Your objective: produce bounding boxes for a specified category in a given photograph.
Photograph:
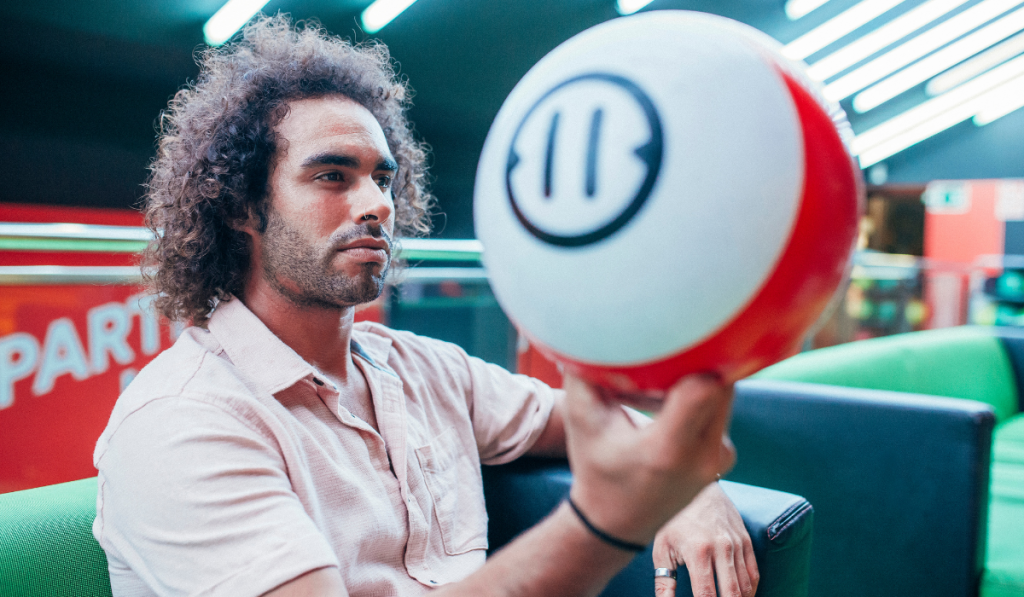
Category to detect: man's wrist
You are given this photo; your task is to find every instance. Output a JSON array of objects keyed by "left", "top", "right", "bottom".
[
  {"left": 555, "top": 502, "right": 641, "bottom": 565},
  {"left": 565, "top": 497, "right": 648, "bottom": 553}
]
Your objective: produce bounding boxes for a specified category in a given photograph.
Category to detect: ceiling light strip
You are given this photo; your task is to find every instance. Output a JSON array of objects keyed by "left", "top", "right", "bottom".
[
  {"left": 807, "top": 0, "right": 971, "bottom": 82},
  {"left": 203, "top": 0, "right": 271, "bottom": 46},
  {"left": 616, "top": 0, "right": 656, "bottom": 15},
  {"left": 857, "top": 72, "right": 1024, "bottom": 165},
  {"left": 927, "top": 29, "right": 1024, "bottom": 93},
  {"left": 786, "top": 0, "right": 835, "bottom": 20},
  {"left": 853, "top": 7, "right": 1024, "bottom": 111},
  {"left": 824, "top": 0, "right": 1024, "bottom": 101},
  {"left": 852, "top": 52, "right": 1024, "bottom": 153},
  {"left": 973, "top": 77, "right": 1024, "bottom": 122},
  {"left": 361, "top": 0, "right": 419, "bottom": 34},
  {"left": 783, "top": 0, "right": 908, "bottom": 61}
]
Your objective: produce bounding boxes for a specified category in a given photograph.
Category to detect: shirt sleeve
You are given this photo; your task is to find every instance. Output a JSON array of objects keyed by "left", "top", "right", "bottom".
[
  {"left": 94, "top": 396, "right": 339, "bottom": 597},
  {"left": 460, "top": 359, "right": 649, "bottom": 464},
  {"left": 449, "top": 347, "right": 559, "bottom": 466}
]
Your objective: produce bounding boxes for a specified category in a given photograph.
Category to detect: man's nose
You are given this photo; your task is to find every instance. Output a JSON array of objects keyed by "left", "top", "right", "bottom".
[{"left": 351, "top": 178, "right": 395, "bottom": 225}]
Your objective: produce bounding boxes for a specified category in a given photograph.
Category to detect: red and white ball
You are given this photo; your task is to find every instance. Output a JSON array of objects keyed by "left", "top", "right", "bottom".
[{"left": 474, "top": 11, "right": 863, "bottom": 392}]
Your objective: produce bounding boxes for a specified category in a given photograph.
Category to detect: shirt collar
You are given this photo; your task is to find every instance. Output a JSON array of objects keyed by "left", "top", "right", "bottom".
[
  {"left": 207, "top": 298, "right": 399, "bottom": 394},
  {"left": 206, "top": 298, "right": 322, "bottom": 396},
  {"left": 351, "top": 327, "right": 394, "bottom": 375}
]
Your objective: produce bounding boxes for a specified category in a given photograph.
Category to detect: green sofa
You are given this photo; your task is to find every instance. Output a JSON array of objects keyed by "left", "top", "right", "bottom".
[
  {"left": 0, "top": 478, "right": 111, "bottom": 597},
  {"left": 754, "top": 326, "right": 1024, "bottom": 597}
]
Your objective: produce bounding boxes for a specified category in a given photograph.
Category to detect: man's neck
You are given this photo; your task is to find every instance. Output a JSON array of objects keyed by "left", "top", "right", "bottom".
[{"left": 239, "top": 280, "right": 358, "bottom": 385}]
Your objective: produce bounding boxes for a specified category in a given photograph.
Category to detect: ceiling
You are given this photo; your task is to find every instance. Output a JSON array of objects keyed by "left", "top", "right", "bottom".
[{"left": 1, "top": 0, "right": 1022, "bottom": 237}]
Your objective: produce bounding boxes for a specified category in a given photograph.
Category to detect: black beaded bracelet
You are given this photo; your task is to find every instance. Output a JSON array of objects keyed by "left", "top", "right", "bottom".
[{"left": 566, "top": 497, "right": 647, "bottom": 553}]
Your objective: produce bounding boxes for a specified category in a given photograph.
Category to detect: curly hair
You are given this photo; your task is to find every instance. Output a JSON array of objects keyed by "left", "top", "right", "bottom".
[{"left": 142, "top": 15, "right": 434, "bottom": 325}]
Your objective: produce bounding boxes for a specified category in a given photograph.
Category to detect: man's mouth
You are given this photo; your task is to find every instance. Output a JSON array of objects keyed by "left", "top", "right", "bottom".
[{"left": 337, "top": 238, "right": 391, "bottom": 263}]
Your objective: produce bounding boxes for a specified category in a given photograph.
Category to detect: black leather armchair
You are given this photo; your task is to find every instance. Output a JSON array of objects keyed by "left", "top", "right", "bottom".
[
  {"left": 726, "top": 379, "right": 995, "bottom": 597},
  {"left": 483, "top": 458, "right": 815, "bottom": 597}
]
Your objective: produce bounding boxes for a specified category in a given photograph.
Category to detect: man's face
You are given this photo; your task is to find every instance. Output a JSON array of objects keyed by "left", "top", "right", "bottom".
[{"left": 256, "top": 95, "right": 398, "bottom": 309}]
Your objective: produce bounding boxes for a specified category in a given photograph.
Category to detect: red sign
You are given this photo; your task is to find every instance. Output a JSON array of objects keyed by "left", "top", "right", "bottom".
[
  {"left": 0, "top": 286, "right": 178, "bottom": 492},
  {"left": 0, "top": 203, "right": 386, "bottom": 492}
]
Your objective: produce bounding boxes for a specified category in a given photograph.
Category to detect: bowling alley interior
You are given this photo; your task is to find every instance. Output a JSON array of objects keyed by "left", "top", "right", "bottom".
[{"left": 1, "top": 1, "right": 1023, "bottom": 596}]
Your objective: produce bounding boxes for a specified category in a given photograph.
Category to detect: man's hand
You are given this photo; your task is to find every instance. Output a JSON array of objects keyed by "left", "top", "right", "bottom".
[
  {"left": 653, "top": 483, "right": 759, "bottom": 597},
  {"left": 565, "top": 373, "right": 737, "bottom": 547}
]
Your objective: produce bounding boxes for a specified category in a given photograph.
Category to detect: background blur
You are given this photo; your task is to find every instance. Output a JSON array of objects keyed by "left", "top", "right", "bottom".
[
  {"left": 4, "top": 0, "right": 1024, "bottom": 491},
  {"left": 3, "top": 0, "right": 1023, "bottom": 238}
]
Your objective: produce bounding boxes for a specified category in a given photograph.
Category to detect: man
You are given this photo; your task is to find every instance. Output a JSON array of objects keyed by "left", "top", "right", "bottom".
[{"left": 93, "top": 16, "right": 757, "bottom": 597}]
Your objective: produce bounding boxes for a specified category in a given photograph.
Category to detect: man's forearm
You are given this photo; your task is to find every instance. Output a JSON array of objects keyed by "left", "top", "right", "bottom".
[
  {"left": 434, "top": 501, "right": 635, "bottom": 597},
  {"left": 524, "top": 391, "right": 568, "bottom": 458}
]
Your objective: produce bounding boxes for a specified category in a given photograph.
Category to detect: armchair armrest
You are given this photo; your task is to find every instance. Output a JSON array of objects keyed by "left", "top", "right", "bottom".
[{"left": 483, "top": 458, "right": 814, "bottom": 597}]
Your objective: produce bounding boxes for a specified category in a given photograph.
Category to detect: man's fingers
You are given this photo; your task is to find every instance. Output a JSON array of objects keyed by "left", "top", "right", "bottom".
[
  {"left": 713, "top": 540, "right": 742, "bottom": 597},
  {"left": 665, "top": 376, "right": 733, "bottom": 442},
  {"left": 654, "top": 576, "right": 676, "bottom": 597},
  {"left": 564, "top": 374, "right": 648, "bottom": 441},
  {"left": 743, "top": 539, "right": 760, "bottom": 596},
  {"left": 733, "top": 540, "right": 754, "bottom": 597},
  {"left": 685, "top": 549, "right": 717, "bottom": 597},
  {"left": 649, "top": 375, "right": 735, "bottom": 475},
  {"left": 652, "top": 543, "right": 679, "bottom": 597},
  {"left": 657, "top": 375, "right": 723, "bottom": 434},
  {"left": 562, "top": 374, "right": 615, "bottom": 431}
]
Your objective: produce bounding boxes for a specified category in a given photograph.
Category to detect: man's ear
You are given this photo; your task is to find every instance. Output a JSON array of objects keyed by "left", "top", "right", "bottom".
[
  {"left": 230, "top": 217, "right": 258, "bottom": 239},
  {"left": 235, "top": 204, "right": 268, "bottom": 237}
]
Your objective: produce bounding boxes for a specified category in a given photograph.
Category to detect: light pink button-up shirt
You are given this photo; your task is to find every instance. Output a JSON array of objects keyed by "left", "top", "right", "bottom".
[{"left": 93, "top": 298, "right": 557, "bottom": 597}]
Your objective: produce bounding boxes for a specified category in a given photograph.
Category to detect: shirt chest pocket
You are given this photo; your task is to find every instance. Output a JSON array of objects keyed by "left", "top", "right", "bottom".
[{"left": 415, "top": 428, "right": 489, "bottom": 555}]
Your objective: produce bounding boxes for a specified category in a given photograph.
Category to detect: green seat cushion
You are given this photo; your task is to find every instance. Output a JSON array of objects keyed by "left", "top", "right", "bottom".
[
  {"left": 983, "top": 416, "right": 1024, "bottom": 597},
  {"left": 754, "top": 327, "right": 1020, "bottom": 423},
  {"left": 0, "top": 477, "right": 112, "bottom": 597}
]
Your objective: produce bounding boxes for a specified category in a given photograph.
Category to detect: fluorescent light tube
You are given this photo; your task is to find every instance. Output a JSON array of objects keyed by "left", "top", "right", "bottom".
[
  {"left": 974, "top": 76, "right": 1024, "bottom": 123},
  {"left": 824, "top": 0, "right": 1024, "bottom": 101},
  {"left": 361, "top": 0, "right": 419, "bottom": 34},
  {"left": 807, "top": 0, "right": 971, "bottom": 82},
  {"left": 927, "top": 30, "right": 1024, "bottom": 94},
  {"left": 786, "top": 0, "right": 834, "bottom": 20},
  {"left": 857, "top": 72, "right": 1024, "bottom": 165},
  {"left": 853, "top": 7, "right": 1024, "bottom": 111},
  {"left": 616, "top": 0, "right": 656, "bottom": 15},
  {"left": 783, "top": 0, "right": 908, "bottom": 61},
  {"left": 203, "top": 0, "right": 271, "bottom": 46},
  {"left": 853, "top": 53, "right": 1024, "bottom": 158}
]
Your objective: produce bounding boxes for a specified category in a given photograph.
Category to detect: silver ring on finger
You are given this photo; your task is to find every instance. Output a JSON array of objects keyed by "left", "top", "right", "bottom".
[{"left": 654, "top": 568, "right": 677, "bottom": 580}]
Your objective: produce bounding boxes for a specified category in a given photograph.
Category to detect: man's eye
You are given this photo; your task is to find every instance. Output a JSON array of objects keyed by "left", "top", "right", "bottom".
[
  {"left": 319, "top": 172, "right": 343, "bottom": 182},
  {"left": 377, "top": 176, "right": 393, "bottom": 189}
]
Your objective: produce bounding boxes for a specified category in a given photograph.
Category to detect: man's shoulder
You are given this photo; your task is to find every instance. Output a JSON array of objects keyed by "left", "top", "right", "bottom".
[
  {"left": 126, "top": 325, "right": 251, "bottom": 400},
  {"left": 95, "top": 326, "right": 262, "bottom": 460},
  {"left": 353, "top": 321, "right": 470, "bottom": 367},
  {"left": 350, "top": 322, "right": 526, "bottom": 401},
  {"left": 352, "top": 319, "right": 420, "bottom": 342}
]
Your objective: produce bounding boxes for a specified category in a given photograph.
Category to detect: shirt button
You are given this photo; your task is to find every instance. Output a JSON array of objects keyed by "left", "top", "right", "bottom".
[{"left": 312, "top": 377, "right": 324, "bottom": 386}]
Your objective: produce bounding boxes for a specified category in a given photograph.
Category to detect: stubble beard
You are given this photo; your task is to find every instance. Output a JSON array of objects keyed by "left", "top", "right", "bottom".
[{"left": 260, "top": 208, "right": 391, "bottom": 310}]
